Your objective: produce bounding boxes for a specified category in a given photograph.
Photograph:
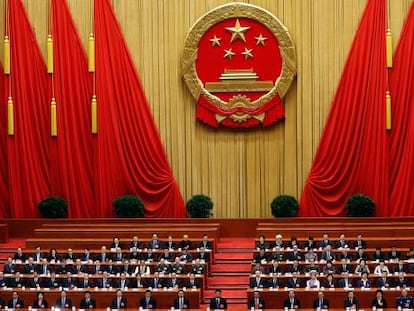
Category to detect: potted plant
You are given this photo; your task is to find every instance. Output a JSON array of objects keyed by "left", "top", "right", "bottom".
[
  {"left": 345, "top": 193, "right": 375, "bottom": 217},
  {"left": 113, "top": 194, "right": 145, "bottom": 218},
  {"left": 186, "top": 194, "right": 213, "bottom": 218},
  {"left": 38, "top": 196, "right": 68, "bottom": 218},
  {"left": 270, "top": 194, "right": 299, "bottom": 217}
]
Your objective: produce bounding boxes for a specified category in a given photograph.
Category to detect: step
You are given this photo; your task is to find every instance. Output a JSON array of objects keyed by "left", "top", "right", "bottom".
[
  {"left": 207, "top": 277, "right": 249, "bottom": 285},
  {"left": 218, "top": 247, "right": 253, "bottom": 253},
  {"left": 215, "top": 259, "right": 251, "bottom": 265},
  {"left": 217, "top": 238, "right": 254, "bottom": 249},
  {"left": 215, "top": 253, "right": 252, "bottom": 260},
  {"left": 211, "top": 264, "right": 251, "bottom": 272}
]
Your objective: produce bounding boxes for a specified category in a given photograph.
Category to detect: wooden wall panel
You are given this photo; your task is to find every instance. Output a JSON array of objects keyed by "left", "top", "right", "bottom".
[{"left": 0, "top": 0, "right": 411, "bottom": 218}]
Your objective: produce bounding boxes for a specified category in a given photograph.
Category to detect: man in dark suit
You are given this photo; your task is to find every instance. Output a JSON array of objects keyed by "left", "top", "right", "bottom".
[
  {"left": 267, "top": 275, "right": 283, "bottom": 289},
  {"left": 248, "top": 290, "right": 265, "bottom": 310},
  {"left": 394, "top": 259, "right": 408, "bottom": 273},
  {"left": 199, "top": 234, "right": 212, "bottom": 250},
  {"left": 344, "top": 291, "right": 359, "bottom": 309},
  {"left": 338, "top": 272, "right": 354, "bottom": 288},
  {"left": 32, "top": 246, "right": 44, "bottom": 263},
  {"left": 395, "top": 272, "right": 410, "bottom": 288},
  {"left": 164, "top": 235, "right": 177, "bottom": 250},
  {"left": 209, "top": 289, "right": 227, "bottom": 310},
  {"left": 0, "top": 296, "right": 4, "bottom": 309},
  {"left": 139, "top": 290, "right": 157, "bottom": 309},
  {"left": 148, "top": 233, "right": 162, "bottom": 250},
  {"left": 250, "top": 271, "right": 266, "bottom": 288},
  {"left": 61, "top": 272, "right": 76, "bottom": 289},
  {"left": 338, "top": 258, "right": 353, "bottom": 274},
  {"left": 165, "top": 273, "right": 181, "bottom": 289},
  {"left": 78, "top": 274, "right": 94, "bottom": 289},
  {"left": 55, "top": 290, "right": 73, "bottom": 309},
  {"left": 110, "top": 237, "right": 123, "bottom": 250},
  {"left": 388, "top": 245, "right": 401, "bottom": 260},
  {"left": 172, "top": 289, "right": 190, "bottom": 309},
  {"left": 28, "top": 271, "right": 42, "bottom": 288},
  {"left": 8, "top": 291, "right": 24, "bottom": 308},
  {"left": 116, "top": 272, "right": 130, "bottom": 290},
  {"left": 9, "top": 272, "right": 24, "bottom": 288},
  {"left": 3, "top": 257, "right": 17, "bottom": 274},
  {"left": 80, "top": 291, "right": 96, "bottom": 309},
  {"left": 335, "top": 234, "right": 349, "bottom": 249},
  {"left": 129, "top": 236, "right": 142, "bottom": 250},
  {"left": 111, "top": 289, "right": 128, "bottom": 309},
  {"left": 312, "top": 291, "right": 329, "bottom": 309},
  {"left": 184, "top": 273, "right": 200, "bottom": 289},
  {"left": 24, "top": 256, "right": 37, "bottom": 274},
  {"left": 148, "top": 274, "right": 164, "bottom": 289},
  {"left": 377, "top": 271, "right": 392, "bottom": 288},
  {"left": 44, "top": 271, "right": 60, "bottom": 289},
  {"left": 287, "top": 276, "right": 302, "bottom": 288},
  {"left": 197, "top": 247, "right": 210, "bottom": 262},
  {"left": 287, "top": 245, "right": 303, "bottom": 261},
  {"left": 283, "top": 290, "right": 300, "bottom": 309},
  {"left": 97, "top": 271, "right": 112, "bottom": 288},
  {"left": 353, "top": 234, "right": 367, "bottom": 249}
]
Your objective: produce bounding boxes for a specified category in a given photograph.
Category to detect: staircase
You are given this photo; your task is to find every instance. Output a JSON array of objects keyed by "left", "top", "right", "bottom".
[{"left": 204, "top": 238, "right": 253, "bottom": 309}]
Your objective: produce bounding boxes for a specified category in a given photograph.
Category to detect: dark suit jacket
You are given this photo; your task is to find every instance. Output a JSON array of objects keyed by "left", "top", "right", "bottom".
[
  {"left": 97, "top": 278, "right": 113, "bottom": 288},
  {"left": 312, "top": 298, "right": 329, "bottom": 309},
  {"left": 166, "top": 278, "right": 181, "bottom": 288},
  {"left": 338, "top": 278, "right": 353, "bottom": 288},
  {"left": 353, "top": 240, "right": 367, "bottom": 249},
  {"left": 283, "top": 297, "right": 301, "bottom": 309},
  {"left": 199, "top": 240, "right": 212, "bottom": 249},
  {"left": 287, "top": 278, "right": 302, "bottom": 288},
  {"left": 377, "top": 277, "right": 392, "bottom": 287},
  {"left": 339, "top": 264, "right": 352, "bottom": 274},
  {"left": 344, "top": 298, "right": 359, "bottom": 309},
  {"left": 3, "top": 263, "right": 17, "bottom": 274},
  {"left": 8, "top": 298, "right": 24, "bottom": 308},
  {"left": 78, "top": 279, "right": 94, "bottom": 288},
  {"left": 139, "top": 297, "right": 157, "bottom": 309},
  {"left": 44, "top": 278, "right": 60, "bottom": 289},
  {"left": 209, "top": 297, "right": 227, "bottom": 309},
  {"left": 249, "top": 277, "right": 266, "bottom": 288},
  {"left": 129, "top": 241, "right": 142, "bottom": 249},
  {"left": 32, "top": 299, "right": 49, "bottom": 308},
  {"left": 248, "top": 297, "right": 265, "bottom": 309},
  {"left": 111, "top": 297, "right": 128, "bottom": 309},
  {"left": 184, "top": 279, "right": 200, "bottom": 288},
  {"left": 55, "top": 297, "right": 73, "bottom": 308},
  {"left": 267, "top": 278, "right": 283, "bottom": 288},
  {"left": 80, "top": 298, "right": 97, "bottom": 309},
  {"left": 172, "top": 297, "right": 190, "bottom": 309},
  {"left": 0, "top": 299, "right": 5, "bottom": 308}
]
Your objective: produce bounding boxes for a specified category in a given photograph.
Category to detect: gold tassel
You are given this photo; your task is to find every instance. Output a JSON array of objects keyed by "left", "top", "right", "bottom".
[
  {"left": 386, "top": 29, "right": 393, "bottom": 68},
  {"left": 4, "top": 36, "right": 10, "bottom": 74},
  {"left": 51, "top": 98, "right": 57, "bottom": 136},
  {"left": 88, "top": 34, "right": 95, "bottom": 72},
  {"left": 47, "top": 34, "right": 54, "bottom": 73},
  {"left": 91, "top": 95, "right": 97, "bottom": 134},
  {"left": 386, "top": 91, "right": 391, "bottom": 130},
  {"left": 8, "top": 97, "right": 14, "bottom": 135}
]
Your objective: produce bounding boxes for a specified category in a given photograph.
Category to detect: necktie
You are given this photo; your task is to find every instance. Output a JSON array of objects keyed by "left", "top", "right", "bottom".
[
  {"left": 291, "top": 299, "right": 294, "bottom": 308},
  {"left": 117, "top": 298, "right": 121, "bottom": 309},
  {"left": 255, "top": 299, "right": 259, "bottom": 309},
  {"left": 62, "top": 298, "right": 65, "bottom": 307},
  {"left": 146, "top": 298, "right": 149, "bottom": 308},
  {"left": 179, "top": 298, "right": 183, "bottom": 309},
  {"left": 217, "top": 299, "right": 220, "bottom": 308},
  {"left": 13, "top": 299, "right": 17, "bottom": 308},
  {"left": 320, "top": 299, "right": 323, "bottom": 308}
]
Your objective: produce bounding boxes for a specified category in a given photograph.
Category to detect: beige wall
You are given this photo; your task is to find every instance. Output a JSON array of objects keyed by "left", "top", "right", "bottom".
[{"left": 1, "top": 0, "right": 411, "bottom": 217}]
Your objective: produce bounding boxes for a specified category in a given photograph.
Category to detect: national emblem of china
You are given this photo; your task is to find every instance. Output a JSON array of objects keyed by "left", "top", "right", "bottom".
[{"left": 182, "top": 3, "right": 297, "bottom": 129}]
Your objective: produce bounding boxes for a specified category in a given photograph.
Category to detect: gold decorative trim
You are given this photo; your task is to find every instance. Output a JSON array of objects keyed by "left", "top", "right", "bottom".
[{"left": 182, "top": 2, "right": 297, "bottom": 106}]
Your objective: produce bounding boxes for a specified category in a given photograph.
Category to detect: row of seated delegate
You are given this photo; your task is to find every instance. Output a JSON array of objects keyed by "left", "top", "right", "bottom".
[
  {"left": 0, "top": 288, "right": 199, "bottom": 309},
  {"left": 254, "top": 244, "right": 414, "bottom": 262},
  {"left": 250, "top": 258, "right": 414, "bottom": 275},
  {"left": 13, "top": 246, "right": 212, "bottom": 264},
  {"left": 4, "top": 258, "right": 207, "bottom": 275},
  {"left": 248, "top": 270, "right": 414, "bottom": 289},
  {"left": 255, "top": 233, "right": 411, "bottom": 254},
  {"left": 0, "top": 271, "right": 203, "bottom": 290}
]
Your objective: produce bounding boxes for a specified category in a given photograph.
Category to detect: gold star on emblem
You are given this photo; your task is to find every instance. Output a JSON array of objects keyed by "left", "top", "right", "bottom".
[
  {"left": 224, "top": 48, "right": 236, "bottom": 59},
  {"left": 255, "top": 33, "right": 268, "bottom": 46},
  {"left": 225, "top": 19, "right": 250, "bottom": 43},
  {"left": 241, "top": 47, "right": 253, "bottom": 59},
  {"left": 210, "top": 35, "right": 221, "bottom": 47}
]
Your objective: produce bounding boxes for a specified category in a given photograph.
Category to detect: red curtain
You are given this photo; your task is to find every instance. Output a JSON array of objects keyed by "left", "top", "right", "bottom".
[
  {"left": 299, "top": 0, "right": 389, "bottom": 216},
  {"left": 0, "top": 62, "right": 10, "bottom": 218},
  {"left": 94, "top": 0, "right": 186, "bottom": 217},
  {"left": 388, "top": 1, "right": 414, "bottom": 216},
  {"left": 49, "top": 0, "right": 96, "bottom": 217},
  {"left": 6, "top": 0, "right": 50, "bottom": 218}
]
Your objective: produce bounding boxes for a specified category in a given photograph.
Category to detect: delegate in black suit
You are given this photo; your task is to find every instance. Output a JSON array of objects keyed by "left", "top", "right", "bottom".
[
  {"left": 283, "top": 297, "right": 301, "bottom": 309},
  {"left": 172, "top": 297, "right": 190, "bottom": 309},
  {"left": 210, "top": 297, "right": 227, "bottom": 310},
  {"left": 139, "top": 296, "right": 157, "bottom": 309},
  {"left": 312, "top": 298, "right": 329, "bottom": 309}
]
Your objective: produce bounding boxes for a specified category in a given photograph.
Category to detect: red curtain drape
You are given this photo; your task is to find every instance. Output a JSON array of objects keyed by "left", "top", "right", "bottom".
[
  {"left": 94, "top": 0, "right": 186, "bottom": 217},
  {"left": 299, "top": 0, "right": 389, "bottom": 216},
  {"left": 388, "top": 1, "right": 414, "bottom": 216},
  {"left": 49, "top": 0, "right": 96, "bottom": 217},
  {"left": 0, "top": 62, "right": 10, "bottom": 218},
  {"left": 6, "top": 0, "right": 50, "bottom": 218}
]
